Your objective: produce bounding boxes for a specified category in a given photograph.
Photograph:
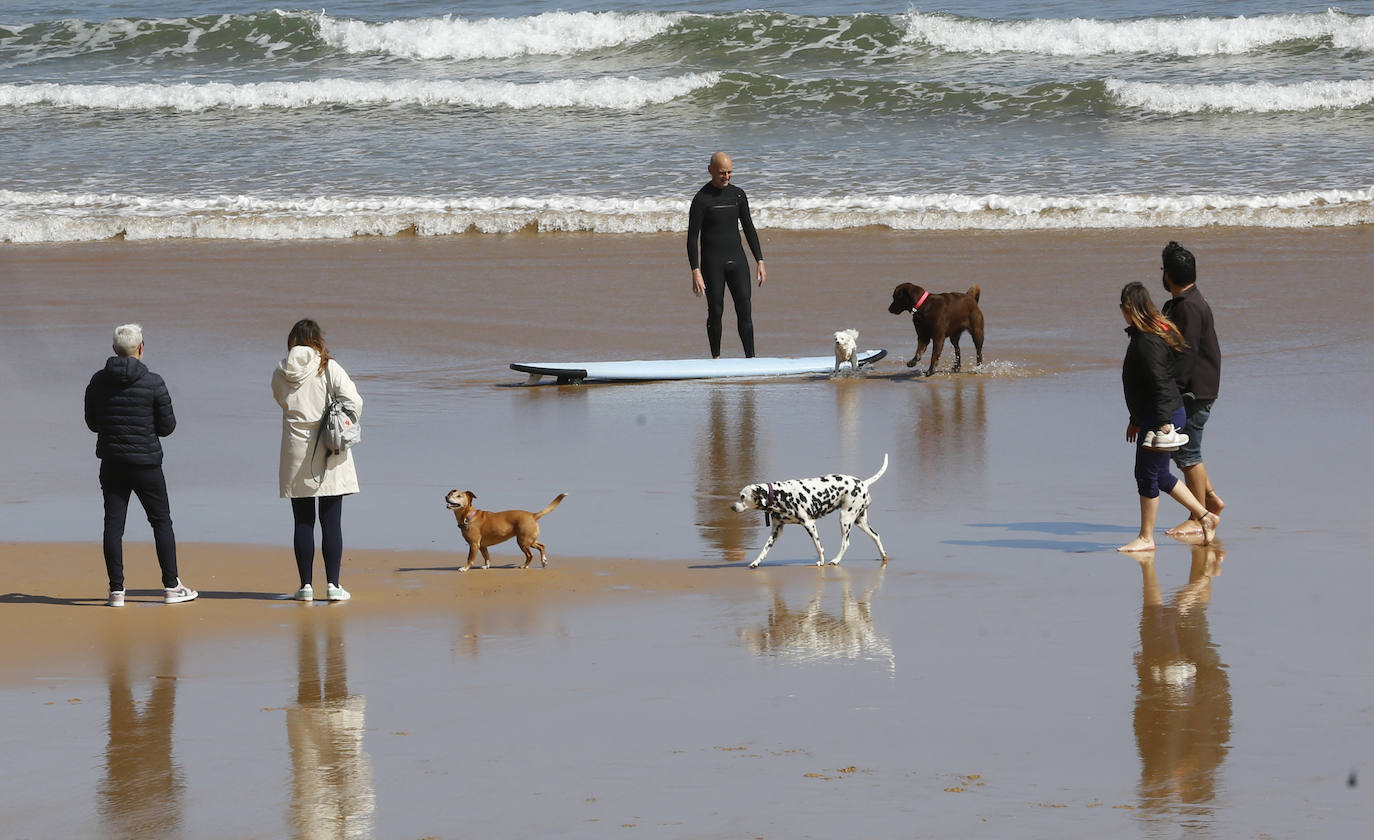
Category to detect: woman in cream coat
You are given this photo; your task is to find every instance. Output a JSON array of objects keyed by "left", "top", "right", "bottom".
[{"left": 272, "top": 319, "right": 363, "bottom": 602}]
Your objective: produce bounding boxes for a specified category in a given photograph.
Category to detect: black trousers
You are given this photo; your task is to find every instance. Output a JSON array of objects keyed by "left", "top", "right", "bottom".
[
  {"left": 703, "top": 257, "right": 755, "bottom": 358},
  {"left": 100, "top": 461, "right": 179, "bottom": 591}
]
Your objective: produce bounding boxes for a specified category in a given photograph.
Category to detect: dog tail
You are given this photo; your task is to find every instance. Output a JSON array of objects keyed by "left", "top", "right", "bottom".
[
  {"left": 534, "top": 493, "right": 566, "bottom": 519},
  {"left": 865, "top": 454, "right": 889, "bottom": 486},
  {"left": 967, "top": 284, "right": 981, "bottom": 302}
]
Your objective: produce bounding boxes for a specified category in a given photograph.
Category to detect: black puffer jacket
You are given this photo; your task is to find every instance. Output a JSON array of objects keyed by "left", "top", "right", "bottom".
[
  {"left": 1122, "top": 327, "right": 1183, "bottom": 430},
  {"left": 84, "top": 356, "right": 176, "bottom": 465}
]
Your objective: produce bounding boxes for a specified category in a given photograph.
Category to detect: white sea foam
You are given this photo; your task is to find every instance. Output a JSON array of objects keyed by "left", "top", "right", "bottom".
[
  {"left": 0, "top": 73, "right": 720, "bottom": 111},
  {"left": 314, "top": 10, "right": 684, "bottom": 60},
  {"left": 902, "top": 9, "right": 1374, "bottom": 56},
  {"left": 3, "top": 189, "right": 1371, "bottom": 243},
  {"left": 1108, "top": 77, "right": 1374, "bottom": 113}
]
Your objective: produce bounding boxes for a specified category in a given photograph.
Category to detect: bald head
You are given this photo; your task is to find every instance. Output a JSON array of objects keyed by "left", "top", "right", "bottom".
[{"left": 708, "top": 152, "right": 733, "bottom": 188}]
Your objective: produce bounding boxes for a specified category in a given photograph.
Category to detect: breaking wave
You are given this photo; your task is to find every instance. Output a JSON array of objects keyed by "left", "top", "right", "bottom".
[{"left": 5, "top": 188, "right": 1371, "bottom": 243}]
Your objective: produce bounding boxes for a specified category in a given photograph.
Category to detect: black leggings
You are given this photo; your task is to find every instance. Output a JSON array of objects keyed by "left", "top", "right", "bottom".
[
  {"left": 703, "top": 258, "right": 754, "bottom": 358},
  {"left": 291, "top": 495, "right": 343, "bottom": 587}
]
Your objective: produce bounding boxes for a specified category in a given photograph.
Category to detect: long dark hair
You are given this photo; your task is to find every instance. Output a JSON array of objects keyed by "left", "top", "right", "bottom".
[
  {"left": 287, "top": 318, "right": 331, "bottom": 375},
  {"left": 1120, "top": 282, "right": 1185, "bottom": 351}
]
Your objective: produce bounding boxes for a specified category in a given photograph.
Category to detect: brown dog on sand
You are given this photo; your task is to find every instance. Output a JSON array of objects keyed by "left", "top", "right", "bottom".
[
  {"left": 445, "top": 490, "right": 566, "bottom": 570},
  {"left": 887, "top": 283, "right": 985, "bottom": 376}
]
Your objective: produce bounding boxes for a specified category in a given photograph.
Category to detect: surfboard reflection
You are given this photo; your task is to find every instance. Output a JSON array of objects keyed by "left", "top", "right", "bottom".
[
  {"left": 99, "top": 625, "right": 185, "bottom": 840},
  {"left": 739, "top": 567, "right": 893, "bottom": 674},
  {"left": 1132, "top": 545, "right": 1231, "bottom": 827},
  {"left": 288, "top": 613, "right": 375, "bottom": 840}
]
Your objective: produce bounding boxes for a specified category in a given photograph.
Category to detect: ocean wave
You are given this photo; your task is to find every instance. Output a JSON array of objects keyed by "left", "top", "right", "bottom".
[
  {"left": 1108, "top": 77, "right": 1374, "bottom": 113},
  {"left": 0, "top": 9, "right": 684, "bottom": 66},
  {"left": 901, "top": 8, "right": 1374, "bottom": 57},
  {"left": 0, "top": 10, "right": 319, "bottom": 67},
  {"left": 0, "top": 73, "right": 719, "bottom": 111},
  {"left": 6, "top": 8, "right": 1372, "bottom": 68},
  {"left": 4, "top": 189, "right": 1371, "bottom": 243},
  {"left": 315, "top": 10, "right": 684, "bottom": 60}
]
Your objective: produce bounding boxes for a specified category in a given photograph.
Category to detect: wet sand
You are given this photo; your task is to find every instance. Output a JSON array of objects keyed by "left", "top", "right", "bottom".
[{"left": 3, "top": 229, "right": 1372, "bottom": 837}]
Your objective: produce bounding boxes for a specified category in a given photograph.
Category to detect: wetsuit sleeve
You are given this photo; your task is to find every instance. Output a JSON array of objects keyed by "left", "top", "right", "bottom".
[
  {"left": 686, "top": 192, "right": 704, "bottom": 271},
  {"left": 737, "top": 188, "right": 764, "bottom": 263}
]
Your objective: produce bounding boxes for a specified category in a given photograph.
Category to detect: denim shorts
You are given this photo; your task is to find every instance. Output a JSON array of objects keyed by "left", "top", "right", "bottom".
[{"left": 1172, "top": 398, "right": 1213, "bottom": 469}]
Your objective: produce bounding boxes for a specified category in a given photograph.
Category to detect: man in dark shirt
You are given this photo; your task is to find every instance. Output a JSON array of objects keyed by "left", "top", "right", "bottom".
[
  {"left": 85, "top": 323, "right": 196, "bottom": 606},
  {"left": 1160, "top": 242, "right": 1225, "bottom": 537},
  {"left": 686, "top": 151, "right": 767, "bottom": 358}
]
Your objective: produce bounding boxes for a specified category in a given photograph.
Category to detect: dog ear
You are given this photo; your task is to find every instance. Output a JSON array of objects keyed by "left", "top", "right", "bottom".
[{"left": 466, "top": 490, "right": 476, "bottom": 501}]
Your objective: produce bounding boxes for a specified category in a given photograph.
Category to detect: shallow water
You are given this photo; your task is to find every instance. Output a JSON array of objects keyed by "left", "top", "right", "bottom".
[{"left": 2, "top": 230, "right": 1371, "bottom": 836}]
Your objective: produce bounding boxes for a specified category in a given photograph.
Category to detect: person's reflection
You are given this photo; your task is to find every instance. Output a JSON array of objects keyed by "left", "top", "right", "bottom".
[
  {"left": 99, "top": 625, "right": 185, "bottom": 840},
  {"left": 695, "top": 387, "right": 759, "bottom": 563},
  {"left": 288, "top": 613, "right": 375, "bottom": 839},
  {"left": 739, "top": 566, "right": 893, "bottom": 672},
  {"left": 1133, "top": 545, "right": 1231, "bottom": 822}
]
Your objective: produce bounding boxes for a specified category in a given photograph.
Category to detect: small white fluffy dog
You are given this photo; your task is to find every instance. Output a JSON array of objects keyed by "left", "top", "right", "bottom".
[{"left": 833, "top": 329, "right": 860, "bottom": 373}]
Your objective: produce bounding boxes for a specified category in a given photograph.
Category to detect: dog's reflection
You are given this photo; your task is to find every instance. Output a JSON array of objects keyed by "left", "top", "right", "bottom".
[
  {"left": 1132, "top": 545, "right": 1231, "bottom": 822},
  {"left": 99, "top": 625, "right": 185, "bottom": 840},
  {"left": 739, "top": 567, "right": 893, "bottom": 673},
  {"left": 695, "top": 388, "right": 760, "bottom": 563},
  {"left": 914, "top": 380, "right": 986, "bottom": 472},
  {"left": 287, "top": 613, "right": 375, "bottom": 839}
]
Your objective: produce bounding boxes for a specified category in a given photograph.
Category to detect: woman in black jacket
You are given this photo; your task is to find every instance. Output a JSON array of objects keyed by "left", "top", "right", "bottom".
[{"left": 1118, "top": 283, "right": 1218, "bottom": 552}]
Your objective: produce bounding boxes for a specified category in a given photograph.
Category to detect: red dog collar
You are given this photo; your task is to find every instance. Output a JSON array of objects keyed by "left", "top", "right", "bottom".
[{"left": 912, "top": 290, "right": 929, "bottom": 312}]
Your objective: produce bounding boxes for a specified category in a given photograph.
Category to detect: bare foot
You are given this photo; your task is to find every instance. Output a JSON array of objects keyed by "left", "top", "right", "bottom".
[
  {"left": 1117, "top": 536, "right": 1155, "bottom": 553},
  {"left": 1206, "top": 490, "right": 1225, "bottom": 515},
  {"left": 1166, "top": 519, "right": 1202, "bottom": 537},
  {"left": 1199, "top": 512, "right": 1219, "bottom": 545}
]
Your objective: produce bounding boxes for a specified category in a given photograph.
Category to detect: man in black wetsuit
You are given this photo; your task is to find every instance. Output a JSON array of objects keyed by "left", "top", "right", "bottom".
[{"left": 687, "top": 151, "right": 767, "bottom": 358}]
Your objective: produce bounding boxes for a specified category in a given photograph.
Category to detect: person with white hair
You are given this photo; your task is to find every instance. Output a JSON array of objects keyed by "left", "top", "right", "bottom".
[{"left": 84, "top": 323, "right": 197, "bottom": 606}]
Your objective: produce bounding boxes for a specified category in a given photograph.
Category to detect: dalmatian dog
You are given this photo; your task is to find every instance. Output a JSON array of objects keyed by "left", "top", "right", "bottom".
[{"left": 730, "top": 454, "right": 889, "bottom": 568}]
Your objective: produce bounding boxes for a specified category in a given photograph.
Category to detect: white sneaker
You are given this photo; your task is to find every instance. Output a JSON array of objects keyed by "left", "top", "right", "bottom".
[
  {"left": 293, "top": 584, "right": 314, "bottom": 601},
  {"left": 108, "top": 590, "right": 125, "bottom": 608},
  {"left": 326, "top": 584, "right": 351, "bottom": 602},
  {"left": 1144, "top": 429, "right": 1189, "bottom": 451},
  {"left": 163, "top": 580, "right": 198, "bottom": 604}
]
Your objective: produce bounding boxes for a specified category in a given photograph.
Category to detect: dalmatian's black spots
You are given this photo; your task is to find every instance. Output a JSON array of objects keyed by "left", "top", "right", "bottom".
[{"left": 729, "top": 455, "right": 891, "bottom": 568}]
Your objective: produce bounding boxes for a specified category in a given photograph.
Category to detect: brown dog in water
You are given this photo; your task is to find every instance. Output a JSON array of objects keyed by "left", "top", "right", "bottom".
[
  {"left": 887, "top": 283, "right": 985, "bottom": 376},
  {"left": 445, "top": 489, "right": 566, "bottom": 570}
]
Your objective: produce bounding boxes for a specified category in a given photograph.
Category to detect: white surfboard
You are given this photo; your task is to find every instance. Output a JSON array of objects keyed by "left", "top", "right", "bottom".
[{"left": 512, "top": 349, "right": 886, "bottom": 384}]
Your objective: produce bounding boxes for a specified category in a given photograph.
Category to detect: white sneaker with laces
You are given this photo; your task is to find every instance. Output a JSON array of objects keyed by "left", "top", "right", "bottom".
[
  {"left": 108, "top": 590, "right": 125, "bottom": 607},
  {"left": 164, "top": 580, "right": 198, "bottom": 604},
  {"left": 1147, "top": 429, "right": 1189, "bottom": 451},
  {"left": 326, "top": 584, "right": 351, "bottom": 602},
  {"left": 293, "top": 584, "right": 314, "bottom": 601}
]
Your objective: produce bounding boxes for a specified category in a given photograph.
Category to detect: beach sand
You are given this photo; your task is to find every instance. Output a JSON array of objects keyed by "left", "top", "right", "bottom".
[{"left": 2, "top": 229, "right": 1371, "bottom": 837}]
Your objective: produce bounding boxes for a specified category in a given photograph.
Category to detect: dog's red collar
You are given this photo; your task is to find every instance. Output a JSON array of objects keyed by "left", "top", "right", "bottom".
[
  {"left": 763, "top": 483, "right": 776, "bottom": 527},
  {"left": 460, "top": 512, "right": 475, "bottom": 529},
  {"left": 911, "top": 290, "right": 930, "bottom": 312}
]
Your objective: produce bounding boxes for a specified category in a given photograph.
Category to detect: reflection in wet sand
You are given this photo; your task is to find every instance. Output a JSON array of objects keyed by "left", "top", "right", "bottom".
[
  {"left": 100, "top": 627, "right": 185, "bottom": 840},
  {"left": 695, "top": 388, "right": 760, "bottom": 563},
  {"left": 1133, "top": 545, "right": 1231, "bottom": 829},
  {"left": 740, "top": 567, "right": 893, "bottom": 673},
  {"left": 912, "top": 380, "right": 987, "bottom": 478},
  {"left": 288, "top": 613, "right": 375, "bottom": 840}
]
